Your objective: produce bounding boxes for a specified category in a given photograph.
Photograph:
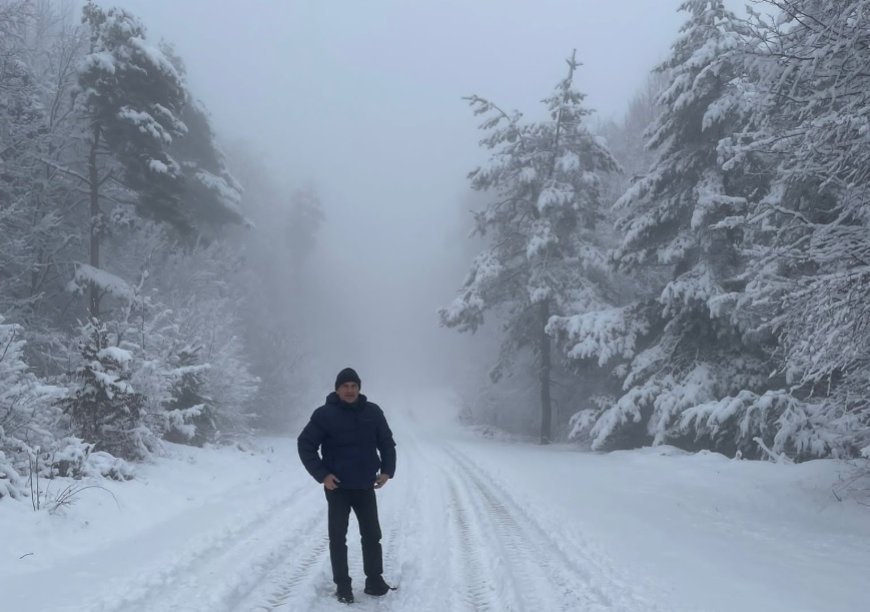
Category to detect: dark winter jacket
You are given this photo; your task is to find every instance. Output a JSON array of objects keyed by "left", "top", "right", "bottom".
[{"left": 297, "top": 392, "right": 396, "bottom": 490}]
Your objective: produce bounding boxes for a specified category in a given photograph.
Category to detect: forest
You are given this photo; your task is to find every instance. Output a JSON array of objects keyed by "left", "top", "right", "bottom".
[{"left": 2, "top": 0, "right": 869, "bottom": 506}]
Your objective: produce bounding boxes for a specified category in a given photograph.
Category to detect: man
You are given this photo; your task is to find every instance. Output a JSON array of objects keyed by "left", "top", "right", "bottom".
[{"left": 297, "top": 367, "right": 397, "bottom": 604}]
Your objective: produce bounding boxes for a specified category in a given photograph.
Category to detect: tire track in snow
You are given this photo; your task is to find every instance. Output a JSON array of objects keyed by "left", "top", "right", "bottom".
[
  {"left": 370, "top": 432, "right": 446, "bottom": 612},
  {"left": 402, "top": 429, "right": 505, "bottom": 612},
  {"left": 446, "top": 473, "right": 514, "bottom": 611},
  {"left": 451, "top": 448, "right": 607, "bottom": 611},
  {"left": 199, "top": 500, "right": 325, "bottom": 610},
  {"left": 383, "top": 423, "right": 552, "bottom": 611},
  {"left": 92, "top": 485, "right": 320, "bottom": 612},
  {"left": 160, "top": 492, "right": 325, "bottom": 612},
  {"left": 380, "top": 519, "right": 401, "bottom": 587},
  {"left": 447, "top": 444, "right": 662, "bottom": 612},
  {"left": 247, "top": 532, "right": 330, "bottom": 611}
]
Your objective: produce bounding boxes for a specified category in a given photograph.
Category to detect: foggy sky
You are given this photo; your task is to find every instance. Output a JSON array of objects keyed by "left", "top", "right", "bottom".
[{"left": 110, "top": 0, "right": 694, "bottom": 394}]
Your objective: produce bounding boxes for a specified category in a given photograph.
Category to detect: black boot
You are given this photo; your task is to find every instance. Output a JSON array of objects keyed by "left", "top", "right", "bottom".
[
  {"left": 335, "top": 581, "right": 354, "bottom": 604},
  {"left": 363, "top": 575, "right": 393, "bottom": 596}
]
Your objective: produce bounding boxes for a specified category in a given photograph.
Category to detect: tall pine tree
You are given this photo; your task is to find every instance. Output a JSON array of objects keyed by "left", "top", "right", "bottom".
[
  {"left": 559, "top": 1, "right": 778, "bottom": 455},
  {"left": 76, "top": 2, "right": 187, "bottom": 317},
  {"left": 441, "top": 52, "right": 619, "bottom": 443}
]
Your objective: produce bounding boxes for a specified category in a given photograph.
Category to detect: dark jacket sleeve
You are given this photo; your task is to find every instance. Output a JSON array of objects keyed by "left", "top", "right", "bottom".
[
  {"left": 375, "top": 406, "right": 397, "bottom": 478},
  {"left": 297, "top": 411, "right": 330, "bottom": 483}
]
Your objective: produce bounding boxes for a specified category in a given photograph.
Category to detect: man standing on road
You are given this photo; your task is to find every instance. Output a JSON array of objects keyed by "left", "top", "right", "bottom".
[{"left": 297, "top": 367, "right": 397, "bottom": 604}]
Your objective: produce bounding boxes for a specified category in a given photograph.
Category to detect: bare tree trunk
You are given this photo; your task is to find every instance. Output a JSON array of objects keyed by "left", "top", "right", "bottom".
[
  {"left": 88, "top": 127, "right": 101, "bottom": 319},
  {"left": 539, "top": 298, "right": 552, "bottom": 444}
]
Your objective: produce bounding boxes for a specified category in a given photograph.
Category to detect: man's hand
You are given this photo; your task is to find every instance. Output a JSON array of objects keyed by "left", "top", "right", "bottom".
[
  {"left": 323, "top": 473, "right": 340, "bottom": 490},
  {"left": 374, "top": 473, "right": 391, "bottom": 489}
]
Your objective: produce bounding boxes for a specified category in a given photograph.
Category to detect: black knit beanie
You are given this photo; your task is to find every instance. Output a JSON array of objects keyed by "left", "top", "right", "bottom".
[{"left": 335, "top": 367, "right": 362, "bottom": 390}]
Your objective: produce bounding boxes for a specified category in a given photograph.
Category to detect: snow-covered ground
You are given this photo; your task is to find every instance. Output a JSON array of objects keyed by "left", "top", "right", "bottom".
[{"left": 2, "top": 394, "right": 868, "bottom": 612}]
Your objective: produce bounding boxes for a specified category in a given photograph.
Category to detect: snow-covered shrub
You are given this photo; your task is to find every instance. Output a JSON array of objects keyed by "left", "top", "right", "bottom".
[
  {"left": 163, "top": 271, "right": 258, "bottom": 442},
  {"left": 59, "top": 320, "right": 147, "bottom": 460},
  {"left": 0, "top": 449, "right": 24, "bottom": 500},
  {"left": 675, "top": 390, "right": 839, "bottom": 460},
  {"left": 45, "top": 436, "right": 134, "bottom": 481},
  {"left": 162, "top": 345, "right": 213, "bottom": 446},
  {"left": 49, "top": 436, "right": 94, "bottom": 478},
  {"left": 134, "top": 241, "right": 260, "bottom": 445},
  {"left": 204, "top": 329, "right": 258, "bottom": 443},
  {"left": 0, "top": 316, "right": 63, "bottom": 500},
  {"left": 82, "top": 450, "right": 134, "bottom": 481}
]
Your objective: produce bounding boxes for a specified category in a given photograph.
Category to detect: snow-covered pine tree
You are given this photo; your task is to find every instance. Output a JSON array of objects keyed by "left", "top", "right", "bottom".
[
  {"left": 440, "top": 52, "right": 619, "bottom": 443},
  {"left": 105, "top": 267, "right": 189, "bottom": 450},
  {"left": 557, "top": 1, "right": 780, "bottom": 455},
  {"left": 735, "top": 0, "right": 870, "bottom": 458},
  {"left": 163, "top": 344, "right": 213, "bottom": 447},
  {"left": 78, "top": 1, "right": 187, "bottom": 224},
  {"left": 60, "top": 319, "right": 146, "bottom": 460},
  {"left": 75, "top": 2, "right": 186, "bottom": 317}
]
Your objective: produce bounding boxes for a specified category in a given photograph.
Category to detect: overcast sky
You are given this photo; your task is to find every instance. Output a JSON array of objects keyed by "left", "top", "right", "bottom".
[{"left": 109, "top": 0, "right": 699, "bottom": 393}]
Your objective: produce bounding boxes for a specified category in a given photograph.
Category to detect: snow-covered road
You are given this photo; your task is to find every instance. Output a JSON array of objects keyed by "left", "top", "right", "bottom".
[
  {"left": 271, "top": 431, "right": 658, "bottom": 612},
  {"left": 3, "top": 400, "right": 868, "bottom": 612},
  {"left": 87, "top": 432, "right": 655, "bottom": 612}
]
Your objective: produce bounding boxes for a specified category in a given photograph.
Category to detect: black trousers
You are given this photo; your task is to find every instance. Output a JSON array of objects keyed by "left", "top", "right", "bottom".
[{"left": 325, "top": 487, "right": 383, "bottom": 585}]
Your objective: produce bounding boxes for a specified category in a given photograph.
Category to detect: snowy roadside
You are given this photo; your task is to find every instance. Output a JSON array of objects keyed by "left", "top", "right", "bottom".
[
  {"left": 0, "top": 438, "right": 303, "bottom": 611},
  {"left": 442, "top": 428, "right": 870, "bottom": 612}
]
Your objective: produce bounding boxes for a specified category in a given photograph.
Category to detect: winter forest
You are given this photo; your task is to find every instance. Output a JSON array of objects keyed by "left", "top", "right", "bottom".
[
  {"left": 2, "top": 1, "right": 870, "bottom": 611},
  {"left": 0, "top": 0, "right": 324, "bottom": 498},
  {"left": 443, "top": 2, "right": 870, "bottom": 461}
]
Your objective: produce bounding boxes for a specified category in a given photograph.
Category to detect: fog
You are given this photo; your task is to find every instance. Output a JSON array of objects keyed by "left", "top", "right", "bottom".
[
  {"left": 5, "top": 5, "right": 869, "bottom": 607},
  {"left": 110, "top": 0, "right": 690, "bottom": 396}
]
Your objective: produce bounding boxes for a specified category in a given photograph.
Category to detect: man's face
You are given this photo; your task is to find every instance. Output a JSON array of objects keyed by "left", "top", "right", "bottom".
[{"left": 337, "top": 382, "right": 360, "bottom": 404}]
